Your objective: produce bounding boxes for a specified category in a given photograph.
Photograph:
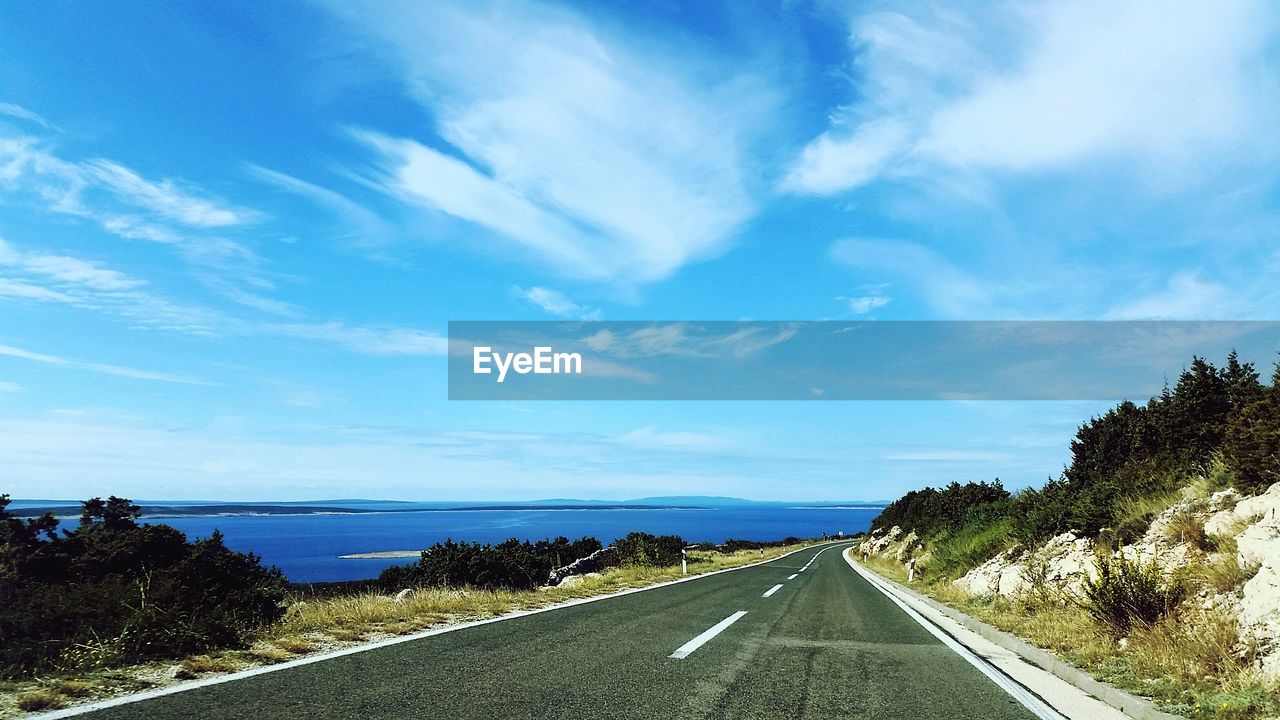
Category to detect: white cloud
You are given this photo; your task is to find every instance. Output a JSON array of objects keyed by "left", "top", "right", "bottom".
[
  {"left": 1105, "top": 271, "right": 1237, "bottom": 320},
  {"left": 0, "top": 136, "right": 256, "bottom": 231},
  {"left": 579, "top": 322, "right": 797, "bottom": 360},
  {"left": 83, "top": 160, "right": 253, "bottom": 228},
  {"left": 0, "top": 102, "right": 54, "bottom": 130},
  {"left": 0, "top": 278, "right": 77, "bottom": 302},
  {"left": 785, "top": 0, "right": 1279, "bottom": 194},
  {"left": 269, "top": 321, "right": 447, "bottom": 356},
  {"left": 840, "top": 294, "right": 892, "bottom": 314},
  {"left": 512, "top": 286, "right": 600, "bottom": 320},
  {"left": 245, "top": 163, "right": 389, "bottom": 242},
  {"left": 830, "top": 238, "right": 993, "bottom": 317},
  {"left": 0, "top": 343, "right": 211, "bottom": 385},
  {"left": 617, "top": 427, "right": 735, "bottom": 453},
  {"left": 0, "top": 381, "right": 20, "bottom": 392},
  {"left": 1, "top": 242, "right": 145, "bottom": 291},
  {"left": 0, "top": 237, "right": 225, "bottom": 333},
  {"left": 781, "top": 119, "right": 908, "bottom": 195},
  {"left": 332, "top": 0, "right": 767, "bottom": 283}
]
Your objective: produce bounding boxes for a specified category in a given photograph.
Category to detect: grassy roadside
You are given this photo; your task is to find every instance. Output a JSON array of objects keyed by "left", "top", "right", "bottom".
[
  {"left": 0, "top": 543, "right": 815, "bottom": 718},
  {"left": 856, "top": 553, "right": 1277, "bottom": 720}
]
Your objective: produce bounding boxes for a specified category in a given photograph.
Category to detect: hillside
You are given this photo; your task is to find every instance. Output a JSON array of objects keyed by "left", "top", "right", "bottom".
[{"left": 858, "top": 351, "right": 1280, "bottom": 719}]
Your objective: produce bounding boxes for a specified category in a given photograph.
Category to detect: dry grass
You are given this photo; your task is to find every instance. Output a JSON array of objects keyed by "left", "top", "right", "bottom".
[
  {"left": 273, "top": 545, "right": 807, "bottom": 643},
  {"left": 0, "top": 543, "right": 814, "bottom": 718},
  {"left": 1165, "top": 508, "right": 1212, "bottom": 550},
  {"left": 858, "top": 551, "right": 1278, "bottom": 718},
  {"left": 51, "top": 680, "right": 97, "bottom": 698},
  {"left": 176, "top": 654, "right": 245, "bottom": 678},
  {"left": 1195, "top": 552, "right": 1260, "bottom": 594},
  {"left": 245, "top": 645, "right": 293, "bottom": 664},
  {"left": 14, "top": 690, "right": 64, "bottom": 712},
  {"left": 1128, "top": 608, "right": 1247, "bottom": 688},
  {"left": 270, "top": 636, "right": 317, "bottom": 655}
]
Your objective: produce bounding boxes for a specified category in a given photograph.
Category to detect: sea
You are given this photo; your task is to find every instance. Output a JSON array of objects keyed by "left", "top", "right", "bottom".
[{"left": 142, "top": 505, "right": 882, "bottom": 583}]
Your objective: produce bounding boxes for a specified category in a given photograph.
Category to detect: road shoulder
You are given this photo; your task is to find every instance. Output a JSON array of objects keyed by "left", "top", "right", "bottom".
[{"left": 843, "top": 548, "right": 1178, "bottom": 720}]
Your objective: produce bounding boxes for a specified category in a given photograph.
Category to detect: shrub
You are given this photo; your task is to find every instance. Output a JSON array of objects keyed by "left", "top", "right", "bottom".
[
  {"left": 607, "top": 532, "right": 684, "bottom": 567},
  {"left": 929, "top": 518, "right": 1016, "bottom": 577},
  {"left": 379, "top": 536, "right": 602, "bottom": 591},
  {"left": 0, "top": 495, "right": 287, "bottom": 678},
  {"left": 1082, "top": 551, "right": 1185, "bottom": 635}
]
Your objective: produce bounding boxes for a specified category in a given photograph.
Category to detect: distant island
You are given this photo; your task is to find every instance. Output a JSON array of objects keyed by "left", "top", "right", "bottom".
[{"left": 9, "top": 496, "right": 889, "bottom": 519}]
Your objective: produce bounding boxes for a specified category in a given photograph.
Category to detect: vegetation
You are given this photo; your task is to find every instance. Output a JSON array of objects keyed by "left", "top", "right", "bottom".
[
  {"left": 0, "top": 495, "right": 286, "bottom": 679},
  {"left": 1, "top": 491, "right": 819, "bottom": 714},
  {"left": 860, "top": 350, "right": 1280, "bottom": 718},
  {"left": 377, "top": 536, "right": 603, "bottom": 591},
  {"left": 0, "top": 541, "right": 813, "bottom": 715},
  {"left": 870, "top": 352, "right": 1280, "bottom": 585},
  {"left": 861, "top": 551, "right": 1274, "bottom": 719},
  {"left": 1081, "top": 551, "right": 1185, "bottom": 634}
]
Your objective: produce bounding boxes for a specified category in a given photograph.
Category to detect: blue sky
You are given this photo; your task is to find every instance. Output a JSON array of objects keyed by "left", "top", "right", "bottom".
[{"left": 2, "top": 0, "right": 1278, "bottom": 502}]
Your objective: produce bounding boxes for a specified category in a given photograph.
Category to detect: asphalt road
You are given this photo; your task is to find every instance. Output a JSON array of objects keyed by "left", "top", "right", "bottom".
[{"left": 81, "top": 542, "right": 1039, "bottom": 719}]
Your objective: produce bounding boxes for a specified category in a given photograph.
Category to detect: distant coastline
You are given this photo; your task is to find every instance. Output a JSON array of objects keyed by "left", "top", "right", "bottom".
[{"left": 10, "top": 497, "right": 889, "bottom": 520}]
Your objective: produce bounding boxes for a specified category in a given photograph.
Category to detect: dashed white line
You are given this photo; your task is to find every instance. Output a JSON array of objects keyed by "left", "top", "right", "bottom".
[
  {"left": 670, "top": 611, "right": 748, "bottom": 659},
  {"left": 787, "top": 573, "right": 798, "bottom": 580},
  {"left": 762, "top": 584, "right": 784, "bottom": 598}
]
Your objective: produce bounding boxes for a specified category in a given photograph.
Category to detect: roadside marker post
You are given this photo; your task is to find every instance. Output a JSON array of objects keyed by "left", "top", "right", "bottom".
[{"left": 682, "top": 544, "right": 701, "bottom": 576}]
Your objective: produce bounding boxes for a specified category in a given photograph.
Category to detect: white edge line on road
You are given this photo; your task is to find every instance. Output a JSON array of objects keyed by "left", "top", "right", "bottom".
[
  {"left": 32, "top": 541, "right": 852, "bottom": 720},
  {"left": 762, "top": 584, "right": 784, "bottom": 598},
  {"left": 841, "top": 549, "right": 1066, "bottom": 720},
  {"left": 670, "top": 611, "right": 748, "bottom": 659},
  {"left": 787, "top": 573, "right": 798, "bottom": 580}
]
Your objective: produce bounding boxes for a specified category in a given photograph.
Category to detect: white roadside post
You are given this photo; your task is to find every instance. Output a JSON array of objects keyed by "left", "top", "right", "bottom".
[{"left": 682, "top": 544, "right": 700, "bottom": 576}]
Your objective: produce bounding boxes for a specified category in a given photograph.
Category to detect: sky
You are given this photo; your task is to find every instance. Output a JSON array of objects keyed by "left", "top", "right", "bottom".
[{"left": 1, "top": 0, "right": 1279, "bottom": 502}]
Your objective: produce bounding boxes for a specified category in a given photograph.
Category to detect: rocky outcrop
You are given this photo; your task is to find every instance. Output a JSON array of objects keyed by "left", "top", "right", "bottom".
[
  {"left": 943, "top": 481, "right": 1280, "bottom": 680},
  {"left": 1227, "top": 484, "right": 1280, "bottom": 678},
  {"left": 858, "top": 526, "right": 902, "bottom": 556},
  {"left": 953, "top": 549, "right": 1028, "bottom": 597}
]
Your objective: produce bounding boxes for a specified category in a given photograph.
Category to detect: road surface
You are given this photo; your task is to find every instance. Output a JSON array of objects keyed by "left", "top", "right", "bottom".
[{"left": 80, "top": 542, "right": 1040, "bottom": 719}]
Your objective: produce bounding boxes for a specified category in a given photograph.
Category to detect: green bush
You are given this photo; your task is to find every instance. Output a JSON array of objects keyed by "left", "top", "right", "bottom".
[
  {"left": 379, "top": 536, "right": 602, "bottom": 591},
  {"left": 606, "top": 532, "right": 684, "bottom": 567},
  {"left": 0, "top": 495, "right": 286, "bottom": 678},
  {"left": 930, "top": 518, "right": 1016, "bottom": 577},
  {"left": 1082, "top": 551, "right": 1184, "bottom": 635}
]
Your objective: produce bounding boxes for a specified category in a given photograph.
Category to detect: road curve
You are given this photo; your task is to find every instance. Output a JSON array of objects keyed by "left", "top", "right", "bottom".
[{"left": 76, "top": 541, "right": 1039, "bottom": 719}]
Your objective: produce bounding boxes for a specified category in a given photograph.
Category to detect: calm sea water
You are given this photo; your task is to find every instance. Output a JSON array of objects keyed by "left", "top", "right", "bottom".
[{"left": 150, "top": 506, "right": 880, "bottom": 583}]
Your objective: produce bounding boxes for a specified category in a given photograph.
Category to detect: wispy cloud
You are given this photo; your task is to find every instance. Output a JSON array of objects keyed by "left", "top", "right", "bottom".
[
  {"left": 0, "top": 136, "right": 257, "bottom": 233},
  {"left": 512, "top": 286, "right": 600, "bottom": 320},
  {"left": 579, "top": 322, "right": 798, "bottom": 360},
  {"left": 785, "top": 1, "right": 1279, "bottom": 194},
  {"left": 830, "top": 238, "right": 994, "bottom": 317},
  {"left": 245, "top": 163, "right": 389, "bottom": 243},
  {"left": 840, "top": 294, "right": 892, "bottom": 315},
  {"left": 330, "top": 0, "right": 770, "bottom": 284},
  {"left": 1104, "top": 271, "right": 1239, "bottom": 320},
  {"left": 0, "top": 380, "right": 20, "bottom": 392},
  {"left": 0, "top": 102, "right": 55, "bottom": 130},
  {"left": 0, "top": 343, "right": 211, "bottom": 385},
  {"left": 83, "top": 160, "right": 254, "bottom": 228},
  {"left": 269, "top": 321, "right": 447, "bottom": 356},
  {"left": 0, "top": 237, "right": 224, "bottom": 333}
]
